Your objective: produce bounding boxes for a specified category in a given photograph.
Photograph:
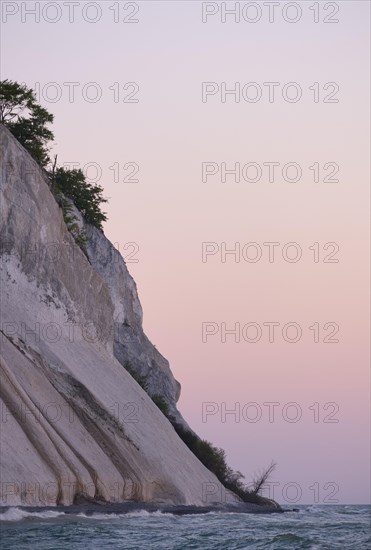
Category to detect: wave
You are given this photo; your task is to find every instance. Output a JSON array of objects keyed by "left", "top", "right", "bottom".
[
  {"left": 0, "top": 508, "right": 66, "bottom": 522},
  {"left": 2, "top": 504, "right": 368, "bottom": 524},
  {"left": 78, "top": 510, "right": 176, "bottom": 520},
  {"left": 0, "top": 507, "right": 175, "bottom": 522}
]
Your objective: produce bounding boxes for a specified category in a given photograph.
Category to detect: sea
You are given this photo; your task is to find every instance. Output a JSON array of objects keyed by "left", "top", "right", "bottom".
[{"left": 0, "top": 505, "right": 370, "bottom": 549}]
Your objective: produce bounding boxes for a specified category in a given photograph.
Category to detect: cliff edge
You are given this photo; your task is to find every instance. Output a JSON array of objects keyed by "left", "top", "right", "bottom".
[{"left": 0, "top": 125, "right": 241, "bottom": 507}]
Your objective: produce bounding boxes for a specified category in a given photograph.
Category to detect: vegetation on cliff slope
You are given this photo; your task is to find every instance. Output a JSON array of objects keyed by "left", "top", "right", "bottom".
[
  {"left": 123, "top": 362, "right": 276, "bottom": 505},
  {"left": 54, "top": 167, "right": 107, "bottom": 231}
]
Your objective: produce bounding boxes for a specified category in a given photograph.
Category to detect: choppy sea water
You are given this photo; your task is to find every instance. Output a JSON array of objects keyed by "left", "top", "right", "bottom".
[{"left": 0, "top": 505, "right": 370, "bottom": 549}]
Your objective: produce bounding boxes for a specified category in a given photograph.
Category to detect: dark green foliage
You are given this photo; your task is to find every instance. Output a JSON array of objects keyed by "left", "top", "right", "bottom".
[
  {"left": 123, "top": 363, "right": 170, "bottom": 416},
  {"left": 0, "top": 79, "right": 54, "bottom": 166},
  {"left": 1, "top": 79, "right": 108, "bottom": 233},
  {"left": 123, "top": 362, "right": 148, "bottom": 392},
  {"left": 151, "top": 395, "right": 170, "bottom": 417},
  {"left": 0, "top": 79, "right": 35, "bottom": 123},
  {"left": 54, "top": 167, "right": 107, "bottom": 231}
]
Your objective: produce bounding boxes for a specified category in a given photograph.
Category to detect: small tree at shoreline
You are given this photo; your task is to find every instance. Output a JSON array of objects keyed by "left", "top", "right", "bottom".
[{"left": 251, "top": 461, "right": 277, "bottom": 495}]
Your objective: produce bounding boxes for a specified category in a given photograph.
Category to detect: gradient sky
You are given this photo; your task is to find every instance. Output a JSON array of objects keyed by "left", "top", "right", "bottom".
[{"left": 2, "top": 1, "right": 370, "bottom": 504}]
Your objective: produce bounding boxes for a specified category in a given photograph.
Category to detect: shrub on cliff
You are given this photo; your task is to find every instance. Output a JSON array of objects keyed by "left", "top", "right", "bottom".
[
  {"left": 151, "top": 395, "right": 170, "bottom": 417},
  {"left": 54, "top": 167, "right": 107, "bottom": 231},
  {"left": 123, "top": 362, "right": 148, "bottom": 391}
]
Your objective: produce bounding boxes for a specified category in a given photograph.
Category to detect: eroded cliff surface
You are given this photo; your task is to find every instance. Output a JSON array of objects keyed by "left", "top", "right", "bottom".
[{"left": 0, "top": 125, "right": 236, "bottom": 507}]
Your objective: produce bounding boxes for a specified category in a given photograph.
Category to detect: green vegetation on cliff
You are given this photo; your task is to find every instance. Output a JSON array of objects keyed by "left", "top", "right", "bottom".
[{"left": 0, "top": 79, "right": 107, "bottom": 231}]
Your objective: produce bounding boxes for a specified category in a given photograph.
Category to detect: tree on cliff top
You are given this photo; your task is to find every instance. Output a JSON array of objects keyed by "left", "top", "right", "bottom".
[
  {"left": 0, "top": 79, "right": 54, "bottom": 167},
  {"left": 0, "top": 79, "right": 107, "bottom": 231}
]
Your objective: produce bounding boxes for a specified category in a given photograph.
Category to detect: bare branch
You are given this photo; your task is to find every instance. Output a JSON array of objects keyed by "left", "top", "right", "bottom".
[{"left": 252, "top": 461, "right": 277, "bottom": 495}]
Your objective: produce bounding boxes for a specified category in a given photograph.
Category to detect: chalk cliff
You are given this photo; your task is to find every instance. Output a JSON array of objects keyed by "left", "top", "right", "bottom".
[{"left": 0, "top": 125, "right": 244, "bottom": 507}]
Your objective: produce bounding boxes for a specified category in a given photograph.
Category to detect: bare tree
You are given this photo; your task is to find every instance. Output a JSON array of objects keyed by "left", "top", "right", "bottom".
[{"left": 251, "top": 461, "right": 277, "bottom": 495}]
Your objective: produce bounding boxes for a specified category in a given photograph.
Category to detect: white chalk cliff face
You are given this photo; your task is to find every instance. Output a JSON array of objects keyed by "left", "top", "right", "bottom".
[{"left": 0, "top": 125, "right": 239, "bottom": 507}]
